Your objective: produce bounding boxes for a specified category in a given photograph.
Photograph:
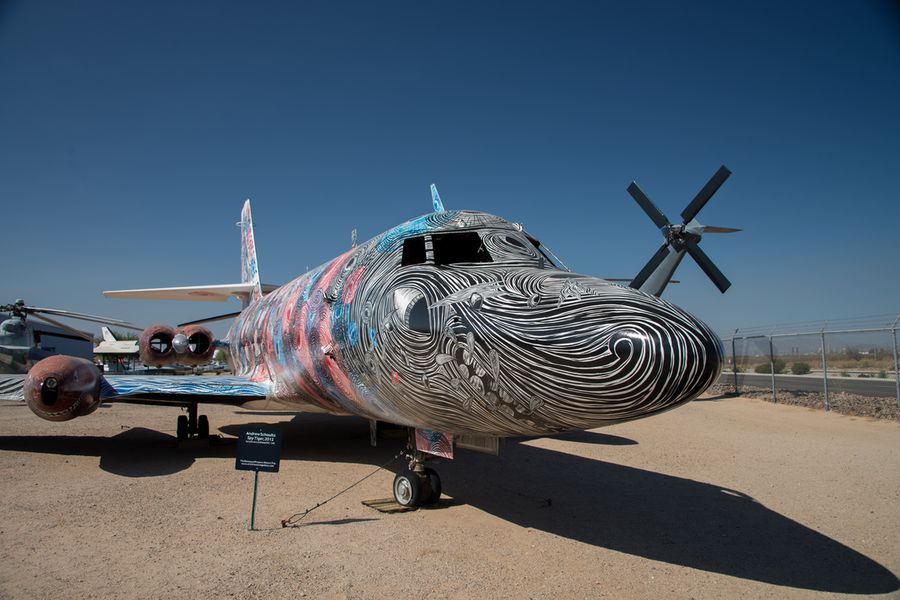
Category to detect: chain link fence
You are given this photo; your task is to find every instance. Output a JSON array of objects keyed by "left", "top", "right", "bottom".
[{"left": 720, "top": 315, "right": 900, "bottom": 419}]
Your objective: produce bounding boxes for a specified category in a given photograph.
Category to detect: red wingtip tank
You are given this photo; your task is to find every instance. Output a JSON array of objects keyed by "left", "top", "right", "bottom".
[{"left": 24, "top": 355, "right": 103, "bottom": 421}]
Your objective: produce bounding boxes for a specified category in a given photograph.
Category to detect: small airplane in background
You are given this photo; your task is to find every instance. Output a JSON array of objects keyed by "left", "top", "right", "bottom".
[{"left": 7, "top": 167, "right": 738, "bottom": 507}]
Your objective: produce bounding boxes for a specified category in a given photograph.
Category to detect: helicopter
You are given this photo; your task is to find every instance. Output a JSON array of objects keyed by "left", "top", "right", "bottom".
[{"left": 0, "top": 300, "right": 140, "bottom": 374}]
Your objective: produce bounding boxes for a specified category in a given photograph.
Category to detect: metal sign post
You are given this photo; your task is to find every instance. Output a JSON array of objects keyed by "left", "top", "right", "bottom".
[
  {"left": 235, "top": 425, "right": 283, "bottom": 531},
  {"left": 250, "top": 471, "right": 260, "bottom": 529}
]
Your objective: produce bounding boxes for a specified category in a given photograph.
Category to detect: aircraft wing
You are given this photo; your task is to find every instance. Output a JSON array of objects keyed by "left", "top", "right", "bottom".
[
  {"left": 0, "top": 373, "right": 270, "bottom": 404},
  {"left": 100, "top": 375, "right": 269, "bottom": 404}
]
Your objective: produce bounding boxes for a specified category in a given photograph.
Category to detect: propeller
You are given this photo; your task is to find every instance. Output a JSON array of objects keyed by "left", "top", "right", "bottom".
[
  {"left": 628, "top": 166, "right": 739, "bottom": 294},
  {"left": 1, "top": 300, "right": 142, "bottom": 341}
]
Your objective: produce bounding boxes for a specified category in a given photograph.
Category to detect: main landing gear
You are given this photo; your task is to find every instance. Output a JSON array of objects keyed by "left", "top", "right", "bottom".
[
  {"left": 391, "top": 436, "right": 443, "bottom": 508},
  {"left": 176, "top": 402, "right": 210, "bottom": 441}
]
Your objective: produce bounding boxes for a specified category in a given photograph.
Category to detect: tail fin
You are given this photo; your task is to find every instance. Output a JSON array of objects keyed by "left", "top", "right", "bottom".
[
  {"left": 240, "top": 199, "right": 262, "bottom": 307},
  {"left": 101, "top": 327, "right": 117, "bottom": 342}
]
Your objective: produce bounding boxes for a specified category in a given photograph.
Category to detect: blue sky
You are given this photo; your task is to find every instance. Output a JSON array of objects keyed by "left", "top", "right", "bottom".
[{"left": 2, "top": 1, "right": 899, "bottom": 337}]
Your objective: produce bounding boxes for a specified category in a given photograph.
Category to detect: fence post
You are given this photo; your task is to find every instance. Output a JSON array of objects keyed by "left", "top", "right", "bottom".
[
  {"left": 821, "top": 329, "right": 829, "bottom": 411},
  {"left": 892, "top": 316, "right": 899, "bottom": 413},
  {"left": 732, "top": 330, "right": 739, "bottom": 395},
  {"left": 769, "top": 337, "right": 777, "bottom": 403}
]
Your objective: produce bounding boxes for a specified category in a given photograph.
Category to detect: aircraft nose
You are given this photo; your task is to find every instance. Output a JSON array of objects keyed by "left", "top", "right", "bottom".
[
  {"left": 595, "top": 303, "right": 723, "bottom": 412},
  {"left": 493, "top": 275, "right": 724, "bottom": 427}
]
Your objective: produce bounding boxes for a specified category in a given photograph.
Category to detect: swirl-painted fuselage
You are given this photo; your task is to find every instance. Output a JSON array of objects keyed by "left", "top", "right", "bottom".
[{"left": 228, "top": 211, "right": 722, "bottom": 436}]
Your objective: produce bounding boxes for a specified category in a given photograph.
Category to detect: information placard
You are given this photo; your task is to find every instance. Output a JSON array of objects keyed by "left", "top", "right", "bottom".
[{"left": 235, "top": 425, "right": 283, "bottom": 473}]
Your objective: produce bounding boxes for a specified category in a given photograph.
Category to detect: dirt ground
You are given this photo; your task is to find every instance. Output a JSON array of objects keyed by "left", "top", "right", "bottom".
[{"left": 0, "top": 394, "right": 898, "bottom": 599}]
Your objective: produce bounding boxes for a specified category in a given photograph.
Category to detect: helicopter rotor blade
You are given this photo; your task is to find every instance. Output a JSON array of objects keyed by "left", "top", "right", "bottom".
[
  {"left": 26, "top": 307, "right": 143, "bottom": 330},
  {"left": 630, "top": 242, "right": 672, "bottom": 290},
  {"left": 680, "top": 165, "right": 731, "bottom": 223},
  {"left": 178, "top": 311, "right": 242, "bottom": 327},
  {"left": 700, "top": 225, "right": 741, "bottom": 234},
  {"left": 684, "top": 239, "right": 731, "bottom": 293},
  {"left": 627, "top": 182, "right": 671, "bottom": 230},
  {"left": 28, "top": 313, "right": 95, "bottom": 342}
]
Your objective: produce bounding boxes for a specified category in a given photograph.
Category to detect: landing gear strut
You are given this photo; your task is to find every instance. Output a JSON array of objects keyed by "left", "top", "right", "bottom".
[
  {"left": 392, "top": 433, "right": 443, "bottom": 507},
  {"left": 176, "top": 403, "right": 210, "bottom": 440}
]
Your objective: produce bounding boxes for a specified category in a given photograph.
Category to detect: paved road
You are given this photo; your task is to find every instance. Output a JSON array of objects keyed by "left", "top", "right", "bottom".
[{"left": 719, "top": 372, "right": 898, "bottom": 397}]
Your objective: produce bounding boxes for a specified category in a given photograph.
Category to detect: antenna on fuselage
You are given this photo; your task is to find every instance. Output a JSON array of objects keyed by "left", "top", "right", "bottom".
[
  {"left": 431, "top": 183, "right": 445, "bottom": 212},
  {"left": 351, "top": 229, "right": 358, "bottom": 248}
]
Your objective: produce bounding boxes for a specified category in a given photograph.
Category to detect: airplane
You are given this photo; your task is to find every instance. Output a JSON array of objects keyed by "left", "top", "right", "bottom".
[{"left": 7, "top": 167, "right": 737, "bottom": 507}]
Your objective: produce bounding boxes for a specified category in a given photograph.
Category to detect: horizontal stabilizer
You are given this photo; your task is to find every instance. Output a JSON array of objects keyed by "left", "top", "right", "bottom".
[{"left": 104, "top": 283, "right": 278, "bottom": 303}]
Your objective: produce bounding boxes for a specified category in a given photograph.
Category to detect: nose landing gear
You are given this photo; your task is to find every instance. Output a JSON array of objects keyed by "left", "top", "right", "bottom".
[{"left": 392, "top": 439, "right": 443, "bottom": 508}]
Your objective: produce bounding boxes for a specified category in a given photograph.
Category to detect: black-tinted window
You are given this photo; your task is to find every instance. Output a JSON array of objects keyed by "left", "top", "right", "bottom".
[
  {"left": 526, "top": 235, "right": 557, "bottom": 268},
  {"left": 408, "top": 297, "right": 431, "bottom": 333},
  {"left": 432, "top": 231, "right": 492, "bottom": 265},
  {"left": 401, "top": 236, "right": 426, "bottom": 266}
]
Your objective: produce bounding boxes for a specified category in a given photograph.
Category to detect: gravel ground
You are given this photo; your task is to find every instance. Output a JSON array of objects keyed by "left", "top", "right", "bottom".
[
  {"left": 0, "top": 395, "right": 898, "bottom": 599},
  {"left": 707, "top": 383, "right": 900, "bottom": 422}
]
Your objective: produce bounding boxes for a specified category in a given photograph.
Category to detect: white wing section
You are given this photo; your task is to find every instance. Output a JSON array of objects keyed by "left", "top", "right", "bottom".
[{"left": 104, "top": 283, "right": 278, "bottom": 303}]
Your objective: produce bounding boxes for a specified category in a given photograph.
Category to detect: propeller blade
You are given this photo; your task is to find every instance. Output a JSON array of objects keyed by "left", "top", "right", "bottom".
[
  {"left": 681, "top": 165, "right": 731, "bottom": 223},
  {"left": 700, "top": 225, "right": 741, "bottom": 234},
  {"left": 178, "top": 311, "right": 242, "bottom": 327},
  {"left": 27, "top": 307, "right": 143, "bottom": 330},
  {"left": 630, "top": 242, "right": 672, "bottom": 289},
  {"left": 627, "top": 182, "right": 671, "bottom": 230},
  {"left": 29, "top": 313, "right": 94, "bottom": 341},
  {"left": 684, "top": 239, "right": 731, "bottom": 293}
]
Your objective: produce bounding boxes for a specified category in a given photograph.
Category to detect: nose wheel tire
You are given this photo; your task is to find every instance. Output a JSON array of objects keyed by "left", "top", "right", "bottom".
[
  {"left": 393, "top": 468, "right": 443, "bottom": 507},
  {"left": 393, "top": 469, "right": 424, "bottom": 507}
]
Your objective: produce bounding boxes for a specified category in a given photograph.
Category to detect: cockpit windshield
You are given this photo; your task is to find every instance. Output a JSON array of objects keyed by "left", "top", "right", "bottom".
[
  {"left": 400, "top": 229, "right": 560, "bottom": 269},
  {"left": 432, "top": 231, "right": 492, "bottom": 265}
]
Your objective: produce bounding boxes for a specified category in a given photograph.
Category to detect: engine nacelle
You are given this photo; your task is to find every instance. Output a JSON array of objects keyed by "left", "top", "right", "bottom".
[
  {"left": 24, "top": 356, "right": 102, "bottom": 422},
  {"left": 139, "top": 325, "right": 177, "bottom": 366},
  {"left": 139, "top": 324, "right": 216, "bottom": 366},
  {"left": 175, "top": 325, "right": 216, "bottom": 366}
]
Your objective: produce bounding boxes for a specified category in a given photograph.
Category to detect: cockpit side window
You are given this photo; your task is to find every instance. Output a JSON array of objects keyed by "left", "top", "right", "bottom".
[
  {"left": 432, "top": 231, "right": 493, "bottom": 265},
  {"left": 401, "top": 236, "right": 427, "bottom": 266},
  {"left": 526, "top": 235, "right": 558, "bottom": 268}
]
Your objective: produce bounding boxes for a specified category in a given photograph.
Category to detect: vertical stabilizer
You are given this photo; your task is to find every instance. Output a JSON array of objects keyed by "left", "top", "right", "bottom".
[{"left": 240, "top": 199, "right": 262, "bottom": 307}]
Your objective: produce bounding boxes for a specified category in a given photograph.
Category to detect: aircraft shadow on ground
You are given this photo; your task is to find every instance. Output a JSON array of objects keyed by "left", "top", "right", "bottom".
[
  {"left": 1, "top": 412, "right": 897, "bottom": 594},
  {"left": 0, "top": 428, "right": 235, "bottom": 477},
  {"left": 441, "top": 445, "right": 899, "bottom": 595}
]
